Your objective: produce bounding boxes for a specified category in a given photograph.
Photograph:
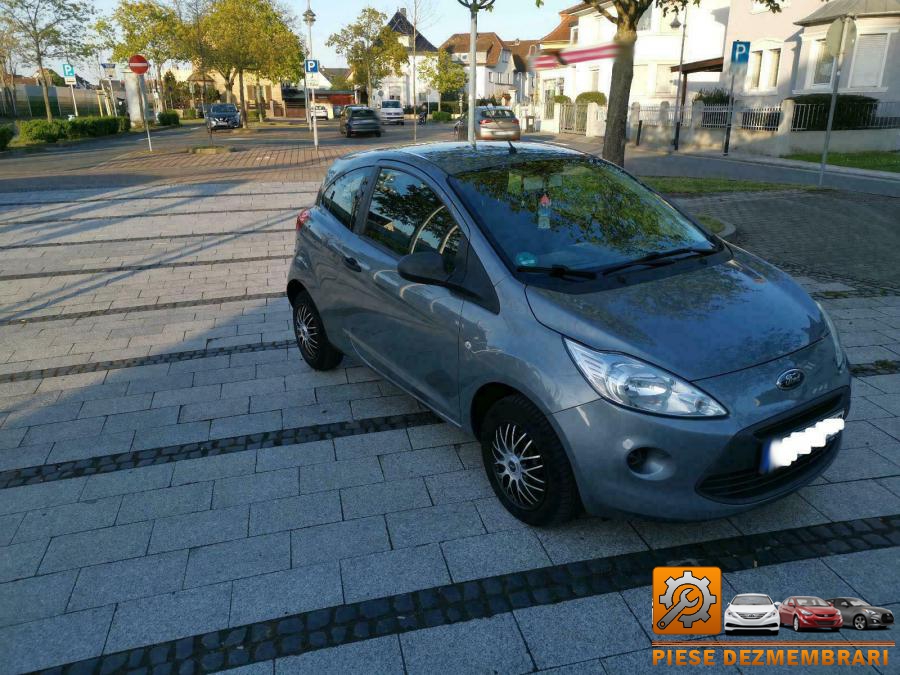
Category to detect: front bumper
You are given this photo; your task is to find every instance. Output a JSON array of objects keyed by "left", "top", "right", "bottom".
[
  {"left": 552, "top": 337, "right": 850, "bottom": 520},
  {"left": 380, "top": 116, "right": 404, "bottom": 124},
  {"left": 209, "top": 118, "right": 239, "bottom": 128},
  {"left": 796, "top": 614, "right": 843, "bottom": 629},
  {"left": 725, "top": 612, "right": 779, "bottom": 631}
]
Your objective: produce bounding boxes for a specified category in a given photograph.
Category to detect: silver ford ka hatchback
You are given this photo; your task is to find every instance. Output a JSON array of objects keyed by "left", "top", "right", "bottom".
[{"left": 286, "top": 142, "right": 850, "bottom": 525}]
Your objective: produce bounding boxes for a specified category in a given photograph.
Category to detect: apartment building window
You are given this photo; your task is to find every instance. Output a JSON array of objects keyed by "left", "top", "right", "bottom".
[
  {"left": 637, "top": 8, "right": 652, "bottom": 31},
  {"left": 655, "top": 64, "right": 675, "bottom": 94},
  {"left": 570, "top": 26, "right": 579, "bottom": 43},
  {"left": 850, "top": 33, "right": 889, "bottom": 87},
  {"left": 767, "top": 48, "right": 781, "bottom": 88},
  {"left": 812, "top": 39, "right": 835, "bottom": 85},
  {"left": 590, "top": 68, "right": 600, "bottom": 91},
  {"left": 749, "top": 50, "right": 763, "bottom": 88},
  {"left": 631, "top": 64, "right": 648, "bottom": 96}
]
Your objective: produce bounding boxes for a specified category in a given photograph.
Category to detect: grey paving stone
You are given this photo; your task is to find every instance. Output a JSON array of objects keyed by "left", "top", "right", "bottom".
[
  {"left": 39, "top": 521, "right": 153, "bottom": 573},
  {"left": 290, "top": 516, "right": 390, "bottom": 566},
  {"left": 872, "top": 416, "right": 900, "bottom": 442},
  {"left": 249, "top": 491, "right": 342, "bottom": 536},
  {"left": 823, "top": 446, "right": 900, "bottom": 481},
  {"left": 628, "top": 517, "right": 738, "bottom": 551},
  {"left": 379, "top": 446, "right": 463, "bottom": 481},
  {"left": 249, "top": 388, "right": 317, "bottom": 413},
  {"left": 839, "top": 420, "right": 898, "bottom": 449},
  {"left": 275, "top": 636, "right": 403, "bottom": 675},
  {"left": 168, "top": 355, "right": 230, "bottom": 374},
  {"left": 0, "top": 442, "right": 53, "bottom": 471},
  {"left": 256, "top": 439, "right": 334, "bottom": 472},
  {"left": 386, "top": 501, "right": 485, "bottom": 548},
  {"left": 425, "top": 468, "right": 493, "bottom": 505},
  {"left": 78, "top": 393, "right": 152, "bottom": 419},
  {"left": 400, "top": 613, "right": 533, "bottom": 675},
  {"left": 442, "top": 530, "right": 551, "bottom": 582},
  {"left": 23, "top": 416, "right": 105, "bottom": 444},
  {"left": 0, "top": 513, "right": 23, "bottom": 546},
  {"left": 407, "top": 423, "right": 473, "bottom": 449},
  {"left": 104, "top": 582, "right": 232, "bottom": 653},
  {"left": 221, "top": 376, "right": 285, "bottom": 399},
  {"left": 126, "top": 372, "right": 195, "bottom": 395},
  {"left": 68, "top": 550, "right": 189, "bottom": 611},
  {"left": 47, "top": 431, "right": 135, "bottom": 462},
  {"left": 221, "top": 664, "right": 274, "bottom": 675},
  {"left": 725, "top": 558, "right": 856, "bottom": 603},
  {"left": 282, "top": 401, "right": 352, "bottom": 428},
  {"left": 514, "top": 593, "right": 649, "bottom": 669},
  {"left": 0, "top": 477, "right": 86, "bottom": 516},
  {"left": 0, "top": 425, "right": 26, "bottom": 450},
  {"left": 800, "top": 480, "right": 900, "bottom": 521},
  {"left": 0, "top": 569, "right": 76, "bottom": 627},
  {"left": 297, "top": 456, "right": 383, "bottom": 494},
  {"left": 350, "top": 394, "right": 420, "bottom": 419},
  {"left": 0, "top": 605, "right": 114, "bottom": 673},
  {"left": 13, "top": 496, "right": 121, "bottom": 542},
  {"left": 340, "top": 477, "right": 432, "bottom": 519},
  {"left": 3, "top": 401, "right": 83, "bottom": 429},
  {"left": 859, "top": 374, "right": 900, "bottom": 394},
  {"left": 603, "top": 650, "right": 738, "bottom": 674},
  {"left": 333, "top": 429, "right": 410, "bottom": 461},
  {"left": 822, "top": 547, "right": 900, "bottom": 606},
  {"left": 213, "top": 468, "right": 298, "bottom": 509},
  {"left": 149, "top": 504, "right": 249, "bottom": 554},
  {"left": 117, "top": 482, "right": 213, "bottom": 524},
  {"left": 179, "top": 396, "right": 249, "bottom": 423},
  {"left": 81, "top": 463, "right": 174, "bottom": 500},
  {"left": 727, "top": 493, "right": 830, "bottom": 535},
  {"left": 103, "top": 405, "right": 179, "bottom": 434},
  {"left": 171, "top": 449, "right": 256, "bottom": 485},
  {"left": 341, "top": 543, "right": 451, "bottom": 603},
  {"left": 132, "top": 421, "right": 211, "bottom": 450},
  {"left": 535, "top": 516, "right": 648, "bottom": 566},
  {"left": 455, "top": 442, "right": 483, "bottom": 469},
  {"left": 229, "top": 561, "right": 343, "bottom": 626},
  {"left": 880, "top": 475, "right": 900, "bottom": 497},
  {"left": 0, "top": 538, "right": 47, "bottom": 582},
  {"left": 193, "top": 365, "right": 255, "bottom": 387},
  {"left": 314, "top": 381, "right": 382, "bottom": 404},
  {"left": 184, "top": 532, "right": 290, "bottom": 588},
  {"left": 150, "top": 384, "right": 221, "bottom": 408},
  {"left": 473, "top": 497, "right": 530, "bottom": 533},
  {"left": 209, "top": 410, "right": 282, "bottom": 440}
]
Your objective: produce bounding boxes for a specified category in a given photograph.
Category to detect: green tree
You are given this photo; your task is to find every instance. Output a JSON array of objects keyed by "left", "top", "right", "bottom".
[
  {"left": 419, "top": 48, "right": 466, "bottom": 112},
  {"left": 0, "top": 0, "right": 95, "bottom": 120},
  {"left": 326, "top": 7, "right": 407, "bottom": 105},
  {"left": 534, "top": 0, "right": 785, "bottom": 166}
]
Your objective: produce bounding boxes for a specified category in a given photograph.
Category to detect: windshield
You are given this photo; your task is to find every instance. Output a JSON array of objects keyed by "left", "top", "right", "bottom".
[
  {"left": 449, "top": 157, "right": 714, "bottom": 274},
  {"left": 796, "top": 598, "right": 829, "bottom": 607},
  {"left": 482, "top": 109, "right": 515, "bottom": 119},
  {"left": 847, "top": 599, "right": 867, "bottom": 607},
  {"left": 351, "top": 109, "right": 376, "bottom": 118},
  {"left": 733, "top": 595, "right": 772, "bottom": 606},
  {"left": 382, "top": 100, "right": 401, "bottom": 108},
  {"left": 211, "top": 104, "right": 237, "bottom": 113}
]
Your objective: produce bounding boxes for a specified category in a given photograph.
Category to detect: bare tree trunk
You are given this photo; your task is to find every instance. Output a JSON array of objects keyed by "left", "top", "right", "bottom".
[
  {"left": 35, "top": 53, "right": 52, "bottom": 121},
  {"left": 238, "top": 68, "right": 246, "bottom": 128},
  {"left": 601, "top": 24, "right": 636, "bottom": 167}
]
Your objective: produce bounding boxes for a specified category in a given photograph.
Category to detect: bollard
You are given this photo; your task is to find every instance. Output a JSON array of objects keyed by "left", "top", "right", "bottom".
[{"left": 636, "top": 120, "right": 643, "bottom": 146}]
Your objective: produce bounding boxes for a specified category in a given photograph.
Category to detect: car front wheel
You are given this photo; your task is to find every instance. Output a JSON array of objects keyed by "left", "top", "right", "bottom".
[
  {"left": 480, "top": 394, "right": 581, "bottom": 526},
  {"left": 853, "top": 615, "right": 867, "bottom": 630},
  {"left": 292, "top": 291, "right": 342, "bottom": 371},
  {"left": 793, "top": 616, "right": 801, "bottom": 632}
]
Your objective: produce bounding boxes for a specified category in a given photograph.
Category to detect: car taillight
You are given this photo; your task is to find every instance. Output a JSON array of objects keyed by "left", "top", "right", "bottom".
[
  {"left": 296, "top": 209, "right": 310, "bottom": 231},
  {"left": 480, "top": 118, "right": 492, "bottom": 126},
  {"left": 512, "top": 118, "right": 520, "bottom": 125}
]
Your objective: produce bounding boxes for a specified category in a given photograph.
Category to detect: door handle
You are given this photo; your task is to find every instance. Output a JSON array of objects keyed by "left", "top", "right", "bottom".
[{"left": 343, "top": 256, "right": 362, "bottom": 272}]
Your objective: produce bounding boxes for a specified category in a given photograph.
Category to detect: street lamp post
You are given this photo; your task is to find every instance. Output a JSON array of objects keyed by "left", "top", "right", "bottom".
[
  {"left": 670, "top": 8, "right": 687, "bottom": 151},
  {"left": 304, "top": 1, "right": 319, "bottom": 150},
  {"left": 456, "top": 0, "right": 496, "bottom": 144}
]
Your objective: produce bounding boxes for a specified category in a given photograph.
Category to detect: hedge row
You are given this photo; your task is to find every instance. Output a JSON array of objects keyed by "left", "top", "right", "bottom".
[
  {"left": 18, "top": 116, "right": 129, "bottom": 143},
  {"left": 156, "top": 111, "right": 180, "bottom": 126},
  {"left": 431, "top": 111, "right": 452, "bottom": 122},
  {"left": 0, "top": 125, "right": 13, "bottom": 151}
]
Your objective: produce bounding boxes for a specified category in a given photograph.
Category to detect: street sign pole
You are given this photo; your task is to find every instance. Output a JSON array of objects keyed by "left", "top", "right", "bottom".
[
  {"left": 724, "top": 70, "right": 735, "bottom": 156},
  {"left": 724, "top": 40, "right": 749, "bottom": 156},
  {"left": 819, "top": 16, "right": 854, "bottom": 186},
  {"left": 139, "top": 76, "right": 153, "bottom": 152},
  {"left": 304, "top": 59, "right": 319, "bottom": 150},
  {"left": 70, "top": 85, "right": 79, "bottom": 117}
]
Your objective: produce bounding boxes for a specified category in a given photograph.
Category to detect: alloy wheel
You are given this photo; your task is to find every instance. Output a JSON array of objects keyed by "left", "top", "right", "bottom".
[
  {"left": 491, "top": 423, "right": 547, "bottom": 510},
  {"left": 793, "top": 616, "right": 800, "bottom": 632},
  {"left": 854, "top": 615, "right": 866, "bottom": 630},
  {"left": 294, "top": 304, "right": 319, "bottom": 356}
]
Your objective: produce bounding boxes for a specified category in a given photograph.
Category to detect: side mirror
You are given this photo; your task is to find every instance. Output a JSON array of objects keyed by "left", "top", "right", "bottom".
[
  {"left": 774, "top": 602, "right": 781, "bottom": 608},
  {"left": 397, "top": 251, "right": 451, "bottom": 286},
  {"left": 827, "top": 601, "right": 834, "bottom": 607}
]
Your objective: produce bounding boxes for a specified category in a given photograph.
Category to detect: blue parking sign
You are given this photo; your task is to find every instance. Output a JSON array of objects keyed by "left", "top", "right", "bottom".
[
  {"left": 305, "top": 59, "right": 319, "bottom": 74},
  {"left": 731, "top": 41, "right": 750, "bottom": 65},
  {"left": 62, "top": 63, "right": 76, "bottom": 77}
]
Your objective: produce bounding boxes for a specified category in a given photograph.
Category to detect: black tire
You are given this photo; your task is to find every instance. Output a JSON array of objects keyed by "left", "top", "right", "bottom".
[
  {"left": 292, "top": 291, "right": 342, "bottom": 371},
  {"left": 480, "top": 394, "right": 581, "bottom": 526},
  {"left": 345, "top": 128, "right": 352, "bottom": 137},
  {"left": 400, "top": 121, "right": 405, "bottom": 126},
  {"left": 375, "top": 131, "right": 382, "bottom": 137},
  {"left": 853, "top": 614, "right": 867, "bottom": 631}
]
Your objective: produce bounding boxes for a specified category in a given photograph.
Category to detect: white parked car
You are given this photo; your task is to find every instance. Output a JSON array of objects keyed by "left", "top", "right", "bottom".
[
  {"left": 313, "top": 105, "right": 329, "bottom": 120},
  {"left": 378, "top": 99, "right": 404, "bottom": 125},
  {"left": 724, "top": 594, "right": 780, "bottom": 634}
]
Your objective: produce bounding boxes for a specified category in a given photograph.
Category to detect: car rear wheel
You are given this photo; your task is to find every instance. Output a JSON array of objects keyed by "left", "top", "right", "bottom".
[
  {"left": 346, "top": 128, "right": 352, "bottom": 137},
  {"left": 292, "top": 291, "right": 342, "bottom": 371},
  {"left": 480, "top": 394, "right": 581, "bottom": 525},
  {"left": 793, "top": 616, "right": 801, "bottom": 632},
  {"left": 853, "top": 615, "right": 867, "bottom": 630}
]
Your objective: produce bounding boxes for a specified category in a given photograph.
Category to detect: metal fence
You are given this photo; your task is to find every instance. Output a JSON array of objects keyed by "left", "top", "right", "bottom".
[
  {"left": 740, "top": 106, "right": 782, "bottom": 131},
  {"left": 543, "top": 97, "right": 555, "bottom": 120},
  {"left": 791, "top": 100, "right": 900, "bottom": 131},
  {"left": 0, "top": 84, "right": 104, "bottom": 118},
  {"left": 559, "top": 103, "right": 588, "bottom": 134},
  {"left": 698, "top": 104, "right": 731, "bottom": 128}
]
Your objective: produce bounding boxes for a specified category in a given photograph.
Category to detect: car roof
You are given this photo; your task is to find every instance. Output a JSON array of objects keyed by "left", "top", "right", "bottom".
[
  {"left": 734, "top": 593, "right": 769, "bottom": 598},
  {"left": 397, "top": 141, "right": 585, "bottom": 176}
]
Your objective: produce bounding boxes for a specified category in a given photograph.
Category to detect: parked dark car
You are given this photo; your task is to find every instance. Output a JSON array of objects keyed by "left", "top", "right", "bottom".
[
  {"left": 778, "top": 597, "right": 843, "bottom": 631},
  {"left": 206, "top": 103, "right": 241, "bottom": 130},
  {"left": 827, "top": 597, "right": 894, "bottom": 630},
  {"left": 339, "top": 106, "right": 381, "bottom": 138},
  {"left": 454, "top": 107, "right": 521, "bottom": 141}
]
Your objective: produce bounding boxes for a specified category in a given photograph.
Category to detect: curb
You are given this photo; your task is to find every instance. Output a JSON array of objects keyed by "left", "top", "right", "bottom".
[{"left": 678, "top": 150, "right": 900, "bottom": 182}]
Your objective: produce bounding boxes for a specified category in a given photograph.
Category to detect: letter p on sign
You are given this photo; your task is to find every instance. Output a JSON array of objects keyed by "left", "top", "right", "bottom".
[{"left": 731, "top": 41, "right": 750, "bottom": 65}]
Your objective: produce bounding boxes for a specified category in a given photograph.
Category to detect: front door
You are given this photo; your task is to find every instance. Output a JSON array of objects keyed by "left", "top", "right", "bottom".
[{"left": 340, "top": 165, "right": 465, "bottom": 422}]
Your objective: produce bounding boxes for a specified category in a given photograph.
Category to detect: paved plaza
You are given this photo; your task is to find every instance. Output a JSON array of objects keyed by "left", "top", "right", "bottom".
[{"left": 0, "top": 145, "right": 898, "bottom": 673}]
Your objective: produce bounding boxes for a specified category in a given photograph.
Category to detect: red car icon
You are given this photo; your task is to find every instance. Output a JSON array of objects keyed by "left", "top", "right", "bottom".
[{"left": 778, "top": 596, "right": 844, "bottom": 631}]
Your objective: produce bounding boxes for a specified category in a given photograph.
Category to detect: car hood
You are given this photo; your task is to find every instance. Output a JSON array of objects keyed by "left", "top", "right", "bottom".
[
  {"left": 524, "top": 249, "right": 827, "bottom": 381},
  {"left": 858, "top": 605, "right": 891, "bottom": 613},
  {"left": 802, "top": 607, "right": 840, "bottom": 616},
  {"left": 730, "top": 604, "right": 777, "bottom": 613}
]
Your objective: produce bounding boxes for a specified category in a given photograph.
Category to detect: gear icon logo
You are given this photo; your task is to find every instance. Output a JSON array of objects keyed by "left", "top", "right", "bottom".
[{"left": 652, "top": 566, "right": 722, "bottom": 635}]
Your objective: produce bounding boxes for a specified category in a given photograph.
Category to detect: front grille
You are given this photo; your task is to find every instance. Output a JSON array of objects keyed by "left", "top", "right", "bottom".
[
  {"left": 697, "top": 388, "right": 849, "bottom": 503},
  {"left": 737, "top": 612, "right": 764, "bottom": 619},
  {"left": 814, "top": 617, "right": 839, "bottom": 625},
  {"left": 883, "top": 613, "right": 894, "bottom": 623}
]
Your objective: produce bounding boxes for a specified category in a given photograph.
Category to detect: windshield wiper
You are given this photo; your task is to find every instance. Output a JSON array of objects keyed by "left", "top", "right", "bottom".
[
  {"left": 600, "top": 246, "right": 717, "bottom": 277},
  {"left": 516, "top": 264, "right": 597, "bottom": 280}
]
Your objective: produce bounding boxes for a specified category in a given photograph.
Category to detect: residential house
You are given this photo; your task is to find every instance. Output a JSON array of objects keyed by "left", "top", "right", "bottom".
[
  {"left": 505, "top": 38, "right": 542, "bottom": 103},
  {"left": 374, "top": 8, "right": 439, "bottom": 107},
  {"left": 440, "top": 32, "right": 530, "bottom": 103}
]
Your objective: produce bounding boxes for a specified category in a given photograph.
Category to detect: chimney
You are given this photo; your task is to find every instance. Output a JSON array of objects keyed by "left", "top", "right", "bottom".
[{"left": 399, "top": 7, "right": 406, "bottom": 16}]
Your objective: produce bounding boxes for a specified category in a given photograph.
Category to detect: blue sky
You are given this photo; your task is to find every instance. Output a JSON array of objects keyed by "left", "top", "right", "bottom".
[{"left": 88, "top": 0, "right": 575, "bottom": 69}]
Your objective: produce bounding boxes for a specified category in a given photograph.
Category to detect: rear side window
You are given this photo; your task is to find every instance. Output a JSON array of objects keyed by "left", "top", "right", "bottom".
[
  {"left": 363, "top": 169, "right": 462, "bottom": 270},
  {"left": 321, "top": 168, "right": 368, "bottom": 229}
]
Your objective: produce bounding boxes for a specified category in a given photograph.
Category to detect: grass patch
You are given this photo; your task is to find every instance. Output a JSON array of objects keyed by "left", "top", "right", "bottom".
[
  {"left": 785, "top": 151, "right": 900, "bottom": 174},
  {"left": 642, "top": 176, "right": 817, "bottom": 194},
  {"left": 694, "top": 214, "right": 727, "bottom": 235}
]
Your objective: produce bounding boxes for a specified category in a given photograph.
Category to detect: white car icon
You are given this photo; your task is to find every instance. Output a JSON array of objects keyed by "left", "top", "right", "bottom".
[{"left": 724, "top": 594, "right": 780, "bottom": 634}]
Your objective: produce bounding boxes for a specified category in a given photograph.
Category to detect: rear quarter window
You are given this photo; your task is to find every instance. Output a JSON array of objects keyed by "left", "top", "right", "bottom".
[{"left": 321, "top": 168, "right": 368, "bottom": 229}]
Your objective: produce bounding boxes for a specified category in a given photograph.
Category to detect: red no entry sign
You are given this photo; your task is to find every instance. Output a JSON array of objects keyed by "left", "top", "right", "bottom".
[{"left": 128, "top": 54, "right": 149, "bottom": 75}]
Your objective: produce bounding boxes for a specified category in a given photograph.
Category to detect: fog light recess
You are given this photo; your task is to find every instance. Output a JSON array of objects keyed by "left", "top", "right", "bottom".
[{"left": 625, "top": 447, "right": 671, "bottom": 477}]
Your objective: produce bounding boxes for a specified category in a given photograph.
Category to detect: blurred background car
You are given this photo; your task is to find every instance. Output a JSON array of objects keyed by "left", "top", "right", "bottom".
[
  {"left": 378, "top": 99, "right": 404, "bottom": 125},
  {"left": 313, "top": 105, "right": 329, "bottom": 120},
  {"left": 454, "top": 106, "right": 521, "bottom": 141},
  {"left": 339, "top": 106, "right": 381, "bottom": 138},
  {"left": 206, "top": 103, "right": 240, "bottom": 130},
  {"left": 827, "top": 597, "right": 894, "bottom": 630}
]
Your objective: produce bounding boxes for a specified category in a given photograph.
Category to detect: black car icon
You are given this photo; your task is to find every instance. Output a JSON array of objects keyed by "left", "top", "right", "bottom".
[{"left": 827, "top": 597, "right": 895, "bottom": 630}]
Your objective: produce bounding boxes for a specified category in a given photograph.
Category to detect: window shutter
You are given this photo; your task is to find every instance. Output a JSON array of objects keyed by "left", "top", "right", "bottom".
[{"left": 851, "top": 34, "right": 887, "bottom": 87}]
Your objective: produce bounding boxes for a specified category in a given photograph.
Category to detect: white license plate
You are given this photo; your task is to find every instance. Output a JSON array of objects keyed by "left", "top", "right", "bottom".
[{"left": 761, "top": 416, "right": 844, "bottom": 473}]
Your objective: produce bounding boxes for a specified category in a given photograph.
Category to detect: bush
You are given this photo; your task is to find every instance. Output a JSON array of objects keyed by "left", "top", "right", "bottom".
[
  {"left": 182, "top": 108, "right": 198, "bottom": 120},
  {"left": 18, "top": 119, "right": 67, "bottom": 142},
  {"left": 0, "top": 125, "right": 13, "bottom": 150},
  {"left": 431, "top": 111, "right": 452, "bottom": 122},
  {"left": 156, "top": 111, "right": 180, "bottom": 126},
  {"left": 694, "top": 88, "right": 730, "bottom": 105},
  {"left": 244, "top": 109, "right": 260, "bottom": 122},
  {"left": 575, "top": 91, "right": 607, "bottom": 106},
  {"left": 65, "top": 116, "right": 119, "bottom": 139},
  {"left": 553, "top": 94, "right": 571, "bottom": 104},
  {"left": 787, "top": 94, "right": 879, "bottom": 130}
]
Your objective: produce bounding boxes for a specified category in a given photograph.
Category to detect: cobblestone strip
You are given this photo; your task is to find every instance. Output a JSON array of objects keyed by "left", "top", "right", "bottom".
[
  {"left": 850, "top": 360, "right": 900, "bottom": 377},
  {"left": 0, "top": 291, "right": 284, "bottom": 326},
  {"left": 0, "top": 255, "right": 291, "bottom": 281},
  {"left": 0, "top": 229, "right": 295, "bottom": 250},
  {"left": 0, "top": 340, "right": 294, "bottom": 383},
  {"left": 40, "top": 514, "right": 900, "bottom": 675},
  {"left": 0, "top": 411, "right": 440, "bottom": 488}
]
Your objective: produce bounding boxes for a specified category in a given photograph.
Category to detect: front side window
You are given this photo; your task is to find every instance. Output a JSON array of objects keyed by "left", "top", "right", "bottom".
[
  {"left": 813, "top": 40, "right": 835, "bottom": 85},
  {"left": 364, "top": 169, "right": 462, "bottom": 270},
  {"left": 321, "top": 168, "right": 368, "bottom": 229},
  {"left": 449, "top": 156, "right": 714, "bottom": 276}
]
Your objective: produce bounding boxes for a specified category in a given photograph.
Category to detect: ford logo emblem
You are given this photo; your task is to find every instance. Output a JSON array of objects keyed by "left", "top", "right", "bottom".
[{"left": 776, "top": 369, "right": 805, "bottom": 390}]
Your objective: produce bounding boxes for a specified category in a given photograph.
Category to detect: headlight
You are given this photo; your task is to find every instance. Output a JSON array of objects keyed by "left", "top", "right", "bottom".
[
  {"left": 817, "top": 303, "right": 845, "bottom": 370},
  {"left": 799, "top": 609, "right": 813, "bottom": 616},
  {"left": 764, "top": 609, "right": 777, "bottom": 619},
  {"left": 565, "top": 339, "right": 727, "bottom": 417},
  {"left": 864, "top": 609, "right": 877, "bottom": 615}
]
